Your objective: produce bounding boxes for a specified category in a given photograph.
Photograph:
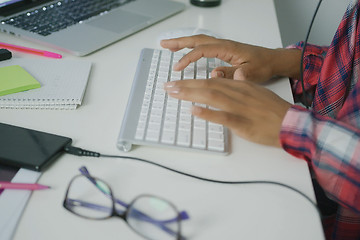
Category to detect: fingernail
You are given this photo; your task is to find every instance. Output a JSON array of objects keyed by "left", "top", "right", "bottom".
[
  {"left": 216, "top": 71, "right": 224, "bottom": 77},
  {"left": 192, "top": 106, "right": 202, "bottom": 114},
  {"left": 164, "top": 82, "right": 175, "bottom": 89},
  {"left": 173, "top": 62, "right": 181, "bottom": 71},
  {"left": 165, "top": 86, "right": 181, "bottom": 94}
]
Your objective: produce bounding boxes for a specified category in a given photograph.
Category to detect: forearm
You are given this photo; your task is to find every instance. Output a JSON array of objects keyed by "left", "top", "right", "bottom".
[{"left": 281, "top": 106, "right": 360, "bottom": 212}]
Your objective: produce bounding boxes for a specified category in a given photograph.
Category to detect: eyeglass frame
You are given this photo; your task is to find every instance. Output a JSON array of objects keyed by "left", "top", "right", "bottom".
[{"left": 63, "top": 166, "right": 189, "bottom": 240}]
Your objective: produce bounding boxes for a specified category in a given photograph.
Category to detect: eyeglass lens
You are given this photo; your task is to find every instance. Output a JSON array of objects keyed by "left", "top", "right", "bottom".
[
  {"left": 127, "top": 196, "right": 180, "bottom": 240},
  {"left": 65, "top": 175, "right": 113, "bottom": 219}
]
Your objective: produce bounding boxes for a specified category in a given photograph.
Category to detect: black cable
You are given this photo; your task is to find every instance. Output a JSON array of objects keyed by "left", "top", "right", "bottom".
[
  {"left": 64, "top": 145, "right": 321, "bottom": 217},
  {"left": 300, "top": 0, "right": 323, "bottom": 109}
]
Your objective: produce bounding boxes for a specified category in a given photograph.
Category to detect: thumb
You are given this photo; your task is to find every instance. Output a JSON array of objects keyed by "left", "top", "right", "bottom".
[
  {"left": 233, "top": 66, "right": 248, "bottom": 81},
  {"left": 211, "top": 66, "right": 239, "bottom": 79}
]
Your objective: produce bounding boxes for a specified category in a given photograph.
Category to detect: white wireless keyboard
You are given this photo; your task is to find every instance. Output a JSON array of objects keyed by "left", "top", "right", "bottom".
[{"left": 117, "top": 48, "right": 229, "bottom": 154}]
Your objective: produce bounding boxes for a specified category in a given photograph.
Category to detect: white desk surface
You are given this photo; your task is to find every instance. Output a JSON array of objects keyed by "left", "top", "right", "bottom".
[{"left": 0, "top": 0, "right": 324, "bottom": 239}]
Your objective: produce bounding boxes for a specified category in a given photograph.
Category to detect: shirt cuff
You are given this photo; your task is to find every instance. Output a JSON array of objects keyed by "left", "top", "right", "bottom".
[{"left": 280, "top": 105, "right": 312, "bottom": 161}]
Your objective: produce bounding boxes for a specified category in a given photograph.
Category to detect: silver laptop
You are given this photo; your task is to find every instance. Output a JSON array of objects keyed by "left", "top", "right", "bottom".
[{"left": 0, "top": 0, "right": 185, "bottom": 56}]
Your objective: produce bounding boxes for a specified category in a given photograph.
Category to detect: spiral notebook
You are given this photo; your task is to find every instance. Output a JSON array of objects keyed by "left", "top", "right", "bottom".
[{"left": 0, "top": 58, "right": 92, "bottom": 109}]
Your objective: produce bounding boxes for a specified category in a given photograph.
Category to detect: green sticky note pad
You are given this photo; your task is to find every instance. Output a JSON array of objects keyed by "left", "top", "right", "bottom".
[{"left": 0, "top": 65, "right": 41, "bottom": 96}]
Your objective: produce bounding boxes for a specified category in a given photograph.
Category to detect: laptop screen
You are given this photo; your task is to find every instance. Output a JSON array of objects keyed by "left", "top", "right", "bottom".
[
  {"left": 0, "top": 0, "right": 23, "bottom": 8},
  {"left": 0, "top": 0, "right": 51, "bottom": 17}
]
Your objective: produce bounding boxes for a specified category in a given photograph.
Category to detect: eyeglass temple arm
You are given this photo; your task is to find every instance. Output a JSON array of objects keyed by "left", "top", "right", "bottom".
[{"left": 66, "top": 198, "right": 112, "bottom": 213}]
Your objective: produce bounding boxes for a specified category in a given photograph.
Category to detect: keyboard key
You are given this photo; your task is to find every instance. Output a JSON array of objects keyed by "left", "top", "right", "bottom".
[
  {"left": 161, "top": 130, "right": 176, "bottom": 144},
  {"left": 193, "top": 128, "right": 206, "bottom": 149},
  {"left": 146, "top": 130, "right": 160, "bottom": 142},
  {"left": 177, "top": 131, "right": 191, "bottom": 147},
  {"left": 208, "top": 139, "right": 225, "bottom": 152}
]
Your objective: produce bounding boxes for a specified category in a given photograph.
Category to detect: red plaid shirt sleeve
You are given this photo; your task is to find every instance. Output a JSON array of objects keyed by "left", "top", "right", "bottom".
[
  {"left": 288, "top": 43, "right": 328, "bottom": 105},
  {"left": 280, "top": 1, "right": 360, "bottom": 239}
]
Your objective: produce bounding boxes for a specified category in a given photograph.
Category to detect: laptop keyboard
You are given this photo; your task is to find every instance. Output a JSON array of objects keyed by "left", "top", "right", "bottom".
[
  {"left": 1, "top": 0, "right": 134, "bottom": 36},
  {"left": 117, "top": 48, "right": 229, "bottom": 154}
]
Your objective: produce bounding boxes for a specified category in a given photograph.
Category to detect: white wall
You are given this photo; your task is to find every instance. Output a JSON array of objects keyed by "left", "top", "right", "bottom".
[{"left": 274, "top": 0, "right": 350, "bottom": 46}]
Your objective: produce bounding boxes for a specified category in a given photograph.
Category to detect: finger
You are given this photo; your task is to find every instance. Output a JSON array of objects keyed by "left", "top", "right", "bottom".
[
  {"left": 192, "top": 106, "right": 250, "bottom": 137},
  {"left": 233, "top": 63, "right": 271, "bottom": 83},
  {"left": 173, "top": 45, "right": 219, "bottom": 71},
  {"left": 166, "top": 85, "right": 246, "bottom": 113},
  {"left": 160, "top": 34, "right": 218, "bottom": 52},
  {"left": 164, "top": 79, "right": 232, "bottom": 93},
  {"left": 173, "top": 44, "right": 237, "bottom": 71},
  {"left": 164, "top": 78, "right": 252, "bottom": 101},
  {"left": 211, "top": 66, "right": 239, "bottom": 78},
  {"left": 233, "top": 65, "right": 250, "bottom": 81}
]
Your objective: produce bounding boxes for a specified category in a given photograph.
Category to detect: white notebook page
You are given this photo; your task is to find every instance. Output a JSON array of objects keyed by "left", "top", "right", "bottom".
[{"left": 0, "top": 58, "right": 92, "bottom": 109}]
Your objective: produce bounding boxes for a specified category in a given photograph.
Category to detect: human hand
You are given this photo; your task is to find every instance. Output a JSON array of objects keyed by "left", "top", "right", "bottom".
[
  {"left": 164, "top": 78, "right": 292, "bottom": 147},
  {"left": 160, "top": 35, "right": 302, "bottom": 82},
  {"left": 161, "top": 35, "right": 276, "bottom": 83}
]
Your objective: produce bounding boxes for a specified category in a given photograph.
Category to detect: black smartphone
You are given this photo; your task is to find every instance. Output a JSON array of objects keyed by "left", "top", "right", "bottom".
[{"left": 0, "top": 122, "right": 72, "bottom": 171}]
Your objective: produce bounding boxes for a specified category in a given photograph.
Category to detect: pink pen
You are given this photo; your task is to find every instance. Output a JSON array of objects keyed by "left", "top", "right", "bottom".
[
  {"left": 0, "top": 182, "right": 50, "bottom": 190},
  {"left": 0, "top": 42, "right": 62, "bottom": 59}
]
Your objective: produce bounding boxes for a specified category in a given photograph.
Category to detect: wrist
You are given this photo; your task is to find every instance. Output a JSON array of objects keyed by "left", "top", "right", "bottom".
[{"left": 270, "top": 48, "right": 302, "bottom": 79}]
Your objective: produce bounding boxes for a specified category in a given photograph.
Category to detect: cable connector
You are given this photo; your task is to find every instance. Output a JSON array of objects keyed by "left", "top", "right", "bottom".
[{"left": 64, "top": 145, "right": 100, "bottom": 157}]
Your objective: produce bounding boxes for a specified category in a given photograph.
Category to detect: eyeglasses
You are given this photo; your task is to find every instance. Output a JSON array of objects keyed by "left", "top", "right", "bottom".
[{"left": 63, "top": 166, "right": 189, "bottom": 240}]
